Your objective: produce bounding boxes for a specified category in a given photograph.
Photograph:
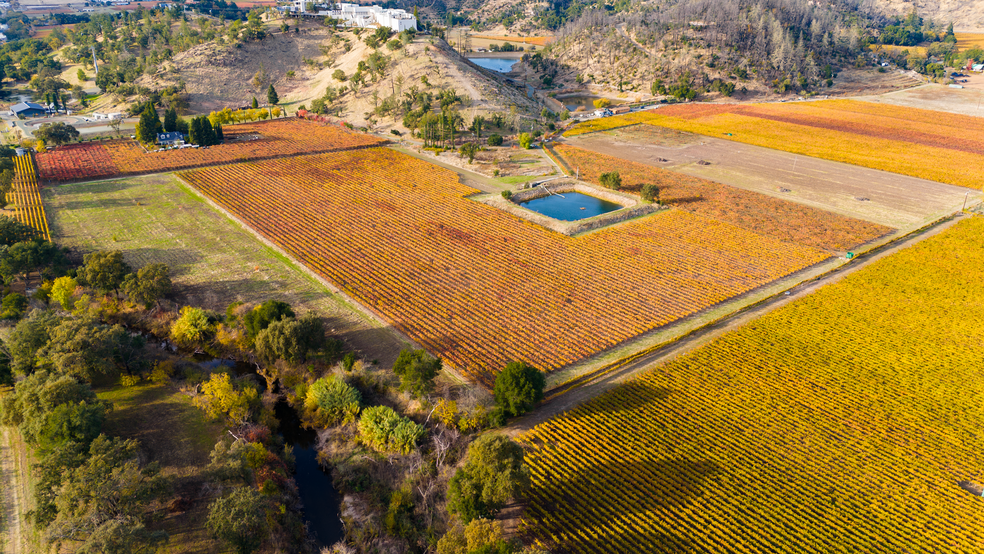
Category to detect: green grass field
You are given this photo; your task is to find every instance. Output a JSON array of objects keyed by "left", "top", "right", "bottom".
[
  {"left": 44, "top": 173, "right": 407, "bottom": 365},
  {"left": 98, "top": 382, "right": 225, "bottom": 554}
]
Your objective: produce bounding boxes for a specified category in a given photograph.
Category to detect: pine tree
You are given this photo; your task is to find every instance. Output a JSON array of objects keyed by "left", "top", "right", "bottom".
[
  {"left": 214, "top": 122, "right": 224, "bottom": 143},
  {"left": 163, "top": 106, "right": 178, "bottom": 133},
  {"left": 251, "top": 96, "right": 259, "bottom": 109},
  {"left": 267, "top": 84, "right": 279, "bottom": 106}
]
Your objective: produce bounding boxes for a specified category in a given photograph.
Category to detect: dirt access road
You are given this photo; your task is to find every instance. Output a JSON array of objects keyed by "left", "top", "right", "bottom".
[
  {"left": 505, "top": 212, "right": 970, "bottom": 436},
  {"left": 567, "top": 129, "right": 978, "bottom": 229},
  {"left": 0, "top": 429, "right": 24, "bottom": 554}
]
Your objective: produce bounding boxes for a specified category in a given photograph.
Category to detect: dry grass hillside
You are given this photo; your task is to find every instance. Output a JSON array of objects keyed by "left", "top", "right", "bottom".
[
  {"left": 870, "top": 0, "right": 984, "bottom": 29},
  {"left": 137, "top": 20, "right": 541, "bottom": 129}
]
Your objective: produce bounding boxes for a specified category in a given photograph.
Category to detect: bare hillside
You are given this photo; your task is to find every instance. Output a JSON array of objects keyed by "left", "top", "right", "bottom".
[
  {"left": 141, "top": 24, "right": 541, "bottom": 129},
  {"left": 867, "top": 0, "right": 984, "bottom": 29}
]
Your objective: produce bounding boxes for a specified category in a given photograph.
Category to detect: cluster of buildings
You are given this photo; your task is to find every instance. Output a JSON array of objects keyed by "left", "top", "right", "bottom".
[{"left": 283, "top": 2, "right": 416, "bottom": 32}]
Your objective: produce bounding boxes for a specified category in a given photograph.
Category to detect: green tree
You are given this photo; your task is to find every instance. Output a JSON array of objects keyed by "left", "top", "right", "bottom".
[
  {"left": 0, "top": 170, "right": 15, "bottom": 209},
  {"left": 75, "top": 520, "right": 169, "bottom": 554},
  {"left": 392, "top": 348, "right": 441, "bottom": 398},
  {"left": 214, "top": 122, "right": 224, "bottom": 142},
  {"left": 196, "top": 372, "right": 259, "bottom": 424},
  {"left": 251, "top": 96, "right": 259, "bottom": 109},
  {"left": 492, "top": 361, "right": 545, "bottom": 418},
  {"left": 34, "top": 122, "right": 79, "bottom": 146},
  {"left": 1, "top": 240, "right": 66, "bottom": 282},
  {"left": 243, "top": 300, "right": 294, "bottom": 340},
  {"left": 446, "top": 434, "right": 531, "bottom": 522},
  {"left": 1, "top": 292, "right": 28, "bottom": 319},
  {"left": 122, "top": 263, "right": 172, "bottom": 309},
  {"left": 599, "top": 171, "right": 622, "bottom": 190},
  {"left": 641, "top": 183, "right": 660, "bottom": 203},
  {"left": 207, "top": 487, "right": 269, "bottom": 554},
  {"left": 135, "top": 102, "right": 162, "bottom": 144},
  {"left": 7, "top": 310, "right": 61, "bottom": 375},
  {"left": 82, "top": 250, "right": 132, "bottom": 298},
  {"left": 487, "top": 134, "right": 503, "bottom": 147},
  {"left": 47, "top": 435, "right": 168, "bottom": 548},
  {"left": 518, "top": 132, "right": 532, "bottom": 149},
  {"left": 43, "top": 315, "right": 127, "bottom": 382},
  {"left": 254, "top": 313, "right": 324, "bottom": 364},
  {"left": 0, "top": 338, "right": 12, "bottom": 387},
  {"left": 162, "top": 106, "right": 178, "bottom": 133},
  {"left": 0, "top": 369, "right": 106, "bottom": 447},
  {"left": 304, "top": 375, "right": 361, "bottom": 427},
  {"left": 266, "top": 84, "right": 279, "bottom": 105}
]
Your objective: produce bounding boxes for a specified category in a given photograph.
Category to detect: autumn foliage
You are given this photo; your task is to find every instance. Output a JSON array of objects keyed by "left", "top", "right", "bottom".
[
  {"left": 180, "top": 148, "right": 832, "bottom": 385},
  {"left": 519, "top": 216, "right": 984, "bottom": 553},
  {"left": 35, "top": 118, "right": 385, "bottom": 183}
]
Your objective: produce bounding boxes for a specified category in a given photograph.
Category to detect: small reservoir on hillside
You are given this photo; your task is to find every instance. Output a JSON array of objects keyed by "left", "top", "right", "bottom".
[
  {"left": 517, "top": 191, "right": 623, "bottom": 221},
  {"left": 468, "top": 57, "right": 519, "bottom": 73}
]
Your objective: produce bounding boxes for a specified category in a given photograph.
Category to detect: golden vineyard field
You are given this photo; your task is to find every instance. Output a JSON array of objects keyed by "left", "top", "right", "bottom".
[
  {"left": 520, "top": 215, "right": 984, "bottom": 553},
  {"left": 566, "top": 99, "right": 984, "bottom": 189},
  {"left": 180, "top": 148, "right": 839, "bottom": 384},
  {"left": 10, "top": 154, "right": 50, "bottom": 240}
]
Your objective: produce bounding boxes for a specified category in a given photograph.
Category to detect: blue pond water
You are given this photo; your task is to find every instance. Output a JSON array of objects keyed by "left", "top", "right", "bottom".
[
  {"left": 468, "top": 57, "right": 518, "bottom": 73},
  {"left": 518, "top": 191, "right": 622, "bottom": 221}
]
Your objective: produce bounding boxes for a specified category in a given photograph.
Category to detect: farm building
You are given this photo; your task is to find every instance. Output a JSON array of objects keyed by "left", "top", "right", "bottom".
[
  {"left": 285, "top": 2, "right": 416, "bottom": 32},
  {"left": 11, "top": 102, "right": 47, "bottom": 118},
  {"left": 157, "top": 132, "right": 186, "bottom": 146}
]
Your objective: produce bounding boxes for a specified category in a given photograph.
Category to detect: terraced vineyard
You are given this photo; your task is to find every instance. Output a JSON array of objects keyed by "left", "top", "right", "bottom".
[
  {"left": 566, "top": 100, "right": 984, "bottom": 189},
  {"left": 519, "top": 215, "right": 984, "bottom": 553},
  {"left": 180, "top": 148, "right": 841, "bottom": 384},
  {"left": 35, "top": 118, "right": 385, "bottom": 183},
  {"left": 9, "top": 154, "right": 50, "bottom": 240},
  {"left": 550, "top": 143, "right": 891, "bottom": 252}
]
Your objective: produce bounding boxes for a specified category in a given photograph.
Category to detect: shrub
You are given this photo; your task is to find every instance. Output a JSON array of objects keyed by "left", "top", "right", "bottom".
[
  {"left": 500, "top": 190, "right": 512, "bottom": 200},
  {"left": 392, "top": 348, "right": 441, "bottom": 398},
  {"left": 171, "top": 306, "right": 214, "bottom": 347},
  {"left": 332, "top": 69, "right": 347, "bottom": 82},
  {"left": 487, "top": 134, "right": 503, "bottom": 147},
  {"left": 304, "top": 375, "right": 361, "bottom": 427},
  {"left": 120, "top": 374, "right": 141, "bottom": 387},
  {"left": 599, "top": 171, "right": 622, "bottom": 190},
  {"left": 51, "top": 276, "right": 79, "bottom": 310},
  {"left": 358, "top": 405, "right": 425, "bottom": 454},
  {"left": 518, "top": 132, "right": 532, "bottom": 149},
  {"left": 641, "top": 183, "right": 660, "bottom": 203},
  {"left": 150, "top": 360, "right": 175, "bottom": 385},
  {"left": 446, "top": 434, "right": 531, "bottom": 522}
]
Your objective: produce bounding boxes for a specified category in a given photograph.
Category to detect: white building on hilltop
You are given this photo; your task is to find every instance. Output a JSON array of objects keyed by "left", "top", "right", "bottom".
[{"left": 287, "top": 2, "right": 416, "bottom": 32}]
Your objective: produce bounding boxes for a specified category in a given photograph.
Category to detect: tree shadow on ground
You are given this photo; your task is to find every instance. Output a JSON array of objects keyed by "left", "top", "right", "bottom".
[{"left": 527, "top": 455, "right": 718, "bottom": 553}]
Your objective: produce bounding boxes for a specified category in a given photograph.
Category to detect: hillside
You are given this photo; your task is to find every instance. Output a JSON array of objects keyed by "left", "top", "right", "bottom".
[
  {"left": 140, "top": 21, "right": 541, "bottom": 129},
  {"left": 869, "top": 0, "right": 984, "bottom": 29}
]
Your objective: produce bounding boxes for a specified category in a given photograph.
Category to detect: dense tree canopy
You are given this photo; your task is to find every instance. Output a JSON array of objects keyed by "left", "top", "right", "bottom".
[
  {"left": 446, "top": 434, "right": 531, "bottom": 523},
  {"left": 493, "top": 361, "right": 546, "bottom": 418}
]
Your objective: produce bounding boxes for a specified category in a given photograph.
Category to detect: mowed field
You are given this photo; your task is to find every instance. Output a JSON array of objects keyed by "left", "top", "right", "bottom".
[
  {"left": 519, "top": 215, "right": 984, "bottom": 553},
  {"left": 35, "top": 118, "right": 385, "bottom": 183},
  {"left": 45, "top": 173, "right": 407, "bottom": 364},
  {"left": 180, "top": 148, "right": 888, "bottom": 385},
  {"left": 563, "top": 128, "right": 978, "bottom": 228},
  {"left": 567, "top": 100, "right": 984, "bottom": 189}
]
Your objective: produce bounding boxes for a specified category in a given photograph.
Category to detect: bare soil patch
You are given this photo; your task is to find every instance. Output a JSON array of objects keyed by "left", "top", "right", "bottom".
[
  {"left": 568, "top": 129, "right": 977, "bottom": 229},
  {"left": 862, "top": 83, "right": 984, "bottom": 118}
]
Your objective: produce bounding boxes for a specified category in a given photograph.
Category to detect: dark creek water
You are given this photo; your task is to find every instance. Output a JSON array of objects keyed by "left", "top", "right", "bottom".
[
  {"left": 201, "top": 358, "right": 344, "bottom": 547},
  {"left": 517, "top": 191, "right": 623, "bottom": 221}
]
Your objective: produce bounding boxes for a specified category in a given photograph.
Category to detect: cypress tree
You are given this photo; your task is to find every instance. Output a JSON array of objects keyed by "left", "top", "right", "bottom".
[
  {"left": 251, "top": 96, "right": 259, "bottom": 109},
  {"left": 201, "top": 117, "right": 216, "bottom": 146},
  {"left": 188, "top": 117, "right": 201, "bottom": 145},
  {"left": 136, "top": 102, "right": 162, "bottom": 144},
  {"left": 214, "top": 122, "right": 224, "bottom": 143},
  {"left": 267, "top": 84, "right": 279, "bottom": 105},
  {"left": 163, "top": 106, "right": 178, "bottom": 133}
]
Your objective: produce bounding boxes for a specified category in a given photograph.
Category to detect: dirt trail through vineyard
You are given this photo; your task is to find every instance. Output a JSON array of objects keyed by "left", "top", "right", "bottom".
[
  {"left": 507, "top": 212, "right": 971, "bottom": 435},
  {"left": 0, "top": 429, "right": 23, "bottom": 554}
]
